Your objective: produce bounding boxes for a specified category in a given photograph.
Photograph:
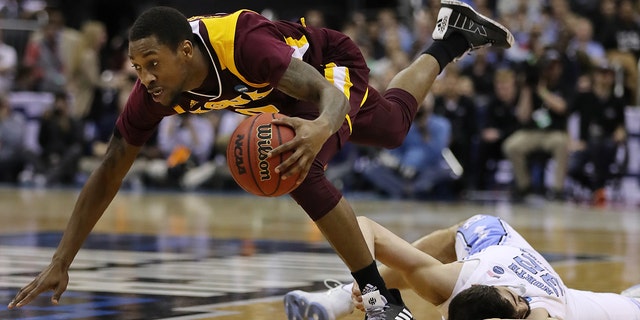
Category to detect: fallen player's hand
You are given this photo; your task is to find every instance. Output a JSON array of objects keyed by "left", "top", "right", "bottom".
[
  {"left": 7, "top": 261, "right": 69, "bottom": 309},
  {"left": 351, "top": 281, "right": 365, "bottom": 312}
]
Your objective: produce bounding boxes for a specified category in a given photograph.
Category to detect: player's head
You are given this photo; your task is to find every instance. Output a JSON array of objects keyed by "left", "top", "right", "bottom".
[
  {"left": 448, "top": 285, "right": 530, "bottom": 320},
  {"left": 128, "top": 6, "right": 194, "bottom": 106},
  {"left": 129, "top": 6, "right": 192, "bottom": 51}
]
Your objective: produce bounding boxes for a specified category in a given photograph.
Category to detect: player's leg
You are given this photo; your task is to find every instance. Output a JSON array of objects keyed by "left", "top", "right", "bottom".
[
  {"left": 286, "top": 134, "right": 413, "bottom": 320},
  {"left": 350, "top": 0, "right": 513, "bottom": 149},
  {"left": 386, "top": 0, "right": 513, "bottom": 107}
]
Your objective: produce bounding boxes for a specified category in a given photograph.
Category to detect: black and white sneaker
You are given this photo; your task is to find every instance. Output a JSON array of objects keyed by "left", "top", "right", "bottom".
[
  {"left": 433, "top": 0, "right": 513, "bottom": 56},
  {"left": 363, "top": 289, "right": 413, "bottom": 320}
]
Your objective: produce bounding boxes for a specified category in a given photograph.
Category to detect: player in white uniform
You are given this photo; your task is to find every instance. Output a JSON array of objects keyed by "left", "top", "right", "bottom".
[{"left": 284, "top": 214, "right": 640, "bottom": 320}]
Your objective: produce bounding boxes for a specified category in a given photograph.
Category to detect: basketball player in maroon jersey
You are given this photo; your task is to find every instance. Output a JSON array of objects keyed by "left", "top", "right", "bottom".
[{"left": 8, "top": 1, "right": 513, "bottom": 318}]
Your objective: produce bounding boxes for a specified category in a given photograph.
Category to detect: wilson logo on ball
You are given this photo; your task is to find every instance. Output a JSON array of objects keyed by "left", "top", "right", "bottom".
[
  {"left": 232, "top": 134, "right": 247, "bottom": 175},
  {"left": 226, "top": 112, "right": 300, "bottom": 197},
  {"left": 256, "top": 124, "right": 273, "bottom": 181}
]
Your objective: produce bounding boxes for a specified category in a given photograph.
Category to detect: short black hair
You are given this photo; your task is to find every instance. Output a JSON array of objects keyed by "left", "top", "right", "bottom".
[
  {"left": 448, "top": 285, "right": 518, "bottom": 320},
  {"left": 129, "top": 6, "right": 193, "bottom": 50}
]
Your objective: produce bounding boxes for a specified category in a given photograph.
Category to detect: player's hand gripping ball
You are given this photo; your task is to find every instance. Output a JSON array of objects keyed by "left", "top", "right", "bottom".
[{"left": 226, "top": 113, "right": 300, "bottom": 197}]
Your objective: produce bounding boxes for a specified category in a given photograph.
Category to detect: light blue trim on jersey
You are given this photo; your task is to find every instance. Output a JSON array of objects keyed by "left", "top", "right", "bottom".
[
  {"left": 457, "top": 214, "right": 508, "bottom": 256},
  {"left": 630, "top": 297, "right": 640, "bottom": 311}
]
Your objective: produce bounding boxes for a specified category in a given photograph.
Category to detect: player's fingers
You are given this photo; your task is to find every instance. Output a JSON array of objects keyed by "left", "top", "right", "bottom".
[
  {"left": 294, "top": 157, "right": 312, "bottom": 184},
  {"left": 51, "top": 283, "right": 66, "bottom": 305},
  {"left": 10, "top": 288, "right": 42, "bottom": 309},
  {"left": 268, "top": 138, "right": 298, "bottom": 157},
  {"left": 284, "top": 148, "right": 314, "bottom": 180},
  {"left": 8, "top": 281, "right": 37, "bottom": 308},
  {"left": 270, "top": 117, "right": 294, "bottom": 127},
  {"left": 275, "top": 148, "right": 302, "bottom": 176}
]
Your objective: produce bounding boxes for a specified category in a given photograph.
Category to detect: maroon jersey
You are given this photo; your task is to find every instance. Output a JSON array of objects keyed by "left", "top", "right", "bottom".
[
  {"left": 116, "top": 9, "right": 418, "bottom": 219},
  {"left": 117, "top": 9, "right": 370, "bottom": 146}
]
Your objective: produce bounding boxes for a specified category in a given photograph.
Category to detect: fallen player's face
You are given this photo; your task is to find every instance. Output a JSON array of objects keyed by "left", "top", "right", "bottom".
[
  {"left": 129, "top": 35, "right": 189, "bottom": 106},
  {"left": 495, "top": 286, "right": 531, "bottom": 318}
]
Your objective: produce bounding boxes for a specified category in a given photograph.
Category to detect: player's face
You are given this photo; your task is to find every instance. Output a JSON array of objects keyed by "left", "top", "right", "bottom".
[
  {"left": 129, "top": 35, "right": 189, "bottom": 106},
  {"left": 495, "top": 286, "right": 531, "bottom": 318}
]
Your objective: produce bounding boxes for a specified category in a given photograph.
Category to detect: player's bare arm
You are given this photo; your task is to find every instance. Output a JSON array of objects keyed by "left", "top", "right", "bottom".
[
  {"left": 270, "top": 58, "right": 350, "bottom": 183},
  {"left": 356, "top": 216, "right": 460, "bottom": 304},
  {"left": 7, "top": 133, "right": 141, "bottom": 309}
]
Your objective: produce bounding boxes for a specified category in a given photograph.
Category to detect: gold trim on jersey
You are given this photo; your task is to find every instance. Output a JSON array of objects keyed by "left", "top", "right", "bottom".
[
  {"left": 199, "top": 10, "right": 270, "bottom": 88},
  {"left": 325, "top": 62, "right": 354, "bottom": 133},
  {"left": 284, "top": 35, "right": 310, "bottom": 60}
]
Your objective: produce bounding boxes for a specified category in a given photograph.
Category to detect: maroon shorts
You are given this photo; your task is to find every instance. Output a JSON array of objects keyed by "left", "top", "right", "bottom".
[{"left": 290, "top": 87, "right": 418, "bottom": 220}]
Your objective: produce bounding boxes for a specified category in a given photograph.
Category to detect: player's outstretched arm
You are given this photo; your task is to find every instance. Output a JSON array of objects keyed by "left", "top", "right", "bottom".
[
  {"left": 7, "top": 132, "right": 141, "bottom": 309},
  {"left": 270, "top": 58, "right": 350, "bottom": 184},
  {"left": 356, "top": 216, "right": 460, "bottom": 305},
  {"left": 379, "top": 222, "right": 460, "bottom": 290}
]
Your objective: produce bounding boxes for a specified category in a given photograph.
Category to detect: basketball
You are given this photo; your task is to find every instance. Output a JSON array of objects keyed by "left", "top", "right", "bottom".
[{"left": 226, "top": 113, "right": 300, "bottom": 197}]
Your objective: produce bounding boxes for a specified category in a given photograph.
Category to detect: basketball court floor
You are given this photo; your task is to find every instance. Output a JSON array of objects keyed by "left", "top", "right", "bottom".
[{"left": 0, "top": 186, "right": 639, "bottom": 319}]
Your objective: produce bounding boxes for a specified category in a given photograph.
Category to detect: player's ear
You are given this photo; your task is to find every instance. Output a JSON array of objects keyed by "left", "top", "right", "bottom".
[{"left": 179, "top": 40, "right": 192, "bottom": 58}]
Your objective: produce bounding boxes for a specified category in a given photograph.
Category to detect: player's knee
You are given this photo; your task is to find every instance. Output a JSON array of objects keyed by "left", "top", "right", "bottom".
[{"left": 382, "top": 134, "right": 406, "bottom": 149}]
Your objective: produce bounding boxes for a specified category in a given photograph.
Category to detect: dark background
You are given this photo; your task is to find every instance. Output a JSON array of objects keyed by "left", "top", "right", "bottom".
[{"left": 52, "top": 0, "right": 401, "bottom": 39}]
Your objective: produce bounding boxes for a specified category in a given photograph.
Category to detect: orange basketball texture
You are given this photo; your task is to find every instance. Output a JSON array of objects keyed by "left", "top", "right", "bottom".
[{"left": 226, "top": 113, "right": 300, "bottom": 197}]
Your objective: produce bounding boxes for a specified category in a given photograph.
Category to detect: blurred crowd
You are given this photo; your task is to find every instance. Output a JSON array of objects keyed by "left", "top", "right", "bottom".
[{"left": 0, "top": 0, "right": 635, "bottom": 206}]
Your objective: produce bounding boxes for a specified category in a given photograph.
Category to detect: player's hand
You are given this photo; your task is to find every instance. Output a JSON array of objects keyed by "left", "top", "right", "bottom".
[
  {"left": 7, "top": 261, "right": 69, "bottom": 309},
  {"left": 268, "top": 116, "right": 332, "bottom": 185},
  {"left": 351, "top": 282, "right": 365, "bottom": 312}
]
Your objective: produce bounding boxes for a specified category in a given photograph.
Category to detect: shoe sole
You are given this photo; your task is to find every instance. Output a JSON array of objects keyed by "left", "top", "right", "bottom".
[
  {"left": 283, "top": 291, "right": 332, "bottom": 320},
  {"left": 284, "top": 291, "right": 308, "bottom": 320},
  {"left": 440, "top": 0, "right": 514, "bottom": 48}
]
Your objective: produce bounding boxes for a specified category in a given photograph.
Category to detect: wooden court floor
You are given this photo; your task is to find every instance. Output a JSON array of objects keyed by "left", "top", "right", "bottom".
[{"left": 0, "top": 186, "right": 639, "bottom": 319}]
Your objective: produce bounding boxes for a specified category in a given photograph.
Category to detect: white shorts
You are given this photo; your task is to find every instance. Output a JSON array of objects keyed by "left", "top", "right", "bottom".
[{"left": 454, "top": 214, "right": 535, "bottom": 260}]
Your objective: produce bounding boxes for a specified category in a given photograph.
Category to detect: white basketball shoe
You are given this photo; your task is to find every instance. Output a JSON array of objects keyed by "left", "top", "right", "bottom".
[{"left": 284, "top": 279, "right": 355, "bottom": 320}]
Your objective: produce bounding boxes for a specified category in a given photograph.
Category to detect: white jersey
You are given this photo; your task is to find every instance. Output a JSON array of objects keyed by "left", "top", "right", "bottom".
[{"left": 437, "top": 215, "right": 640, "bottom": 320}]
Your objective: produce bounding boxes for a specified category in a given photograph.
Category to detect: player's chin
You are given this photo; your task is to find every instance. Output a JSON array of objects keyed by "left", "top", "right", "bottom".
[{"left": 155, "top": 91, "right": 179, "bottom": 107}]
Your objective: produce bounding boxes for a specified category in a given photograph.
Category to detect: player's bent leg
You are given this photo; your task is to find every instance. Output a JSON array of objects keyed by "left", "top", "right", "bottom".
[{"left": 349, "top": 88, "right": 418, "bottom": 149}]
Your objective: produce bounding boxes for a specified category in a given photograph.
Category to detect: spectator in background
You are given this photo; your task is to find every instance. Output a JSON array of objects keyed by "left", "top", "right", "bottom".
[
  {"left": 598, "top": 0, "right": 640, "bottom": 104},
  {"left": 375, "top": 8, "right": 414, "bottom": 55},
  {"left": 568, "top": 62, "right": 627, "bottom": 206},
  {"left": 0, "top": 29, "right": 17, "bottom": 94},
  {"left": 303, "top": 9, "right": 325, "bottom": 28},
  {"left": 0, "top": 95, "right": 27, "bottom": 183},
  {"left": 566, "top": 16, "right": 605, "bottom": 67},
  {"left": 360, "top": 105, "right": 453, "bottom": 200},
  {"left": 460, "top": 47, "right": 496, "bottom": 107},
  {"left": 144, "top": 113, "right": 214, "bottom": 189},
  {"left": 22, "top": 8, "right": 79, "bottom": 93},
  {"left": 181, "top": 111, "right": 244, "bottom": 191},
  {"left": 36, "top": 92, "right": 83, "bottom": 186},
  {"left": 432, "top": 68, "right": 478, "bottom": 197},
  {"left": 67, "top": 20, "right": 122, "bottom": 120},
  {"left": 503, "top": 49, "right": 572, "bottom": 201},
  {"left": 475, "top": 68, "right": 522, "bottom": 191}
]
